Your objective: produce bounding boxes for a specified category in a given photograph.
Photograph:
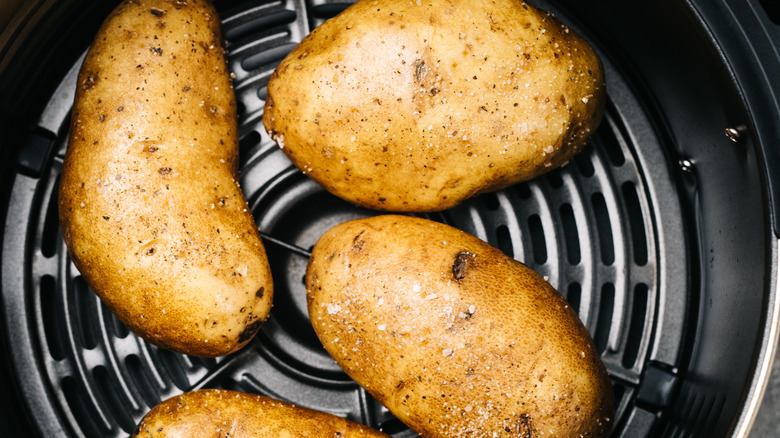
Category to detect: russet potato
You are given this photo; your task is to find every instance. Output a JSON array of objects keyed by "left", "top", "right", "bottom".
[
  {"left": 133, "top": 389, "right": 390, "bottom": 437},
  {"left": 58, "top": 0, "right": 272, "bottom": 357},
  {"left": 306, "top": 215, "right": 614, "bottom": 437},
  {"left": 264, "top": 0, "right": 605, "bottom": 212}
]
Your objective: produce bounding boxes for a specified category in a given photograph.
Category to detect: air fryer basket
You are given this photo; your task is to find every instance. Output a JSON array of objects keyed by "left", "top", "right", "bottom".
[{"left": 1, "top": 0, "right": 779, "bottom": 436}]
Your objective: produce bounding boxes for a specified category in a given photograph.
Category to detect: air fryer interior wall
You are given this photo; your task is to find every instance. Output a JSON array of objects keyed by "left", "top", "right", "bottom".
[{"left": 0, "top": 0, "right": 777, "bottom": 437}]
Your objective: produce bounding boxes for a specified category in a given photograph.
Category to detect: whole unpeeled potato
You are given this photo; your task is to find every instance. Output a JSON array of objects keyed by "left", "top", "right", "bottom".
[
  {"left": 59, "top": 0, "right": 272, "bottom": 357},
  {"left": 133, "top": 389, "right": 390, "bottom": 437},
  {"left": 306, "top": 215, "right": 614, "bottom": 437},
  {"left": 264, "top": 0, "right": 605, "bottom": 212}
]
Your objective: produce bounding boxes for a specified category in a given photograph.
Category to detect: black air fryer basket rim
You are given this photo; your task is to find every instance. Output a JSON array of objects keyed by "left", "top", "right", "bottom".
[
  {"left": 688, "top": 2, "right": 780, "bottom": 435},
  {"left": 1, "top": 0, "right": 779, "bottom": 437}
]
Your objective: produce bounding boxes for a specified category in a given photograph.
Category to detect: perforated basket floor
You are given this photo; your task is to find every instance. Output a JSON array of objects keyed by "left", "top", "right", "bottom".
[{"left": 1, "top": 0, "right": 693, "bottom": 436}]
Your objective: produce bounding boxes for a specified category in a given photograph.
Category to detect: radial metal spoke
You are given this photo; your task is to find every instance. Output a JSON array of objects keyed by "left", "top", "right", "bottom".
[
  {"left": 260, "top": 232, "right": 312, "bottom": 258},
  {"left": 191, "top": 347, "right": 262, "bottom": 390}
]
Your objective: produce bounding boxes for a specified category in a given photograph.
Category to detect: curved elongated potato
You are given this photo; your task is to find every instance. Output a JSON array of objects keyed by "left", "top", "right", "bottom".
[
  {"left": 58, "top": 0, "right": 272, "bottom": 357},
  {"left": 264, "top": 0, "right": 604, "bottom": 212},
  {"left": 133, "top": 389, "right": 390, "bottom": 437},
  {"left": 306, "top": 215, "right": 614, "bottom": 437}
]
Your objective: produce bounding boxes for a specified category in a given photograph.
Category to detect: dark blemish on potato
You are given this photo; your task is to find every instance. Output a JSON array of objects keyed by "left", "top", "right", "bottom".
[
  {"left": 145, "top": 247, "right": 155, "bottom": 255},
  {"left": 98, "top": 114, "right": 106, "bottom": 122},
  {"left": 256, "top": 287, "right": 265, "bottom": 299},
  {"left": 452, "top": 251, "right": 476, "bottom": 281},
  {"left": 150, "top": 46, "right": 163, "bottom": 56},
  {"left": 414, "top": 59, "right": 428, "bottom": 84},
  {"left": 237, "top": 320, "right": 263, "bottom": 343},
  {"left": 117, "top": 106, "right": 124, "bottom": 112},
  {"left": 158, "top": 167, "right": 172, "bottom": 175},
  {"left": 82, "top": 73, "right": 98, "bottom": 91},
  {"left": 517, "top": 413, "right": 534, "bottom": 437},
  {"left": 150, "top": 8, "right": 165, "bottom": 16},
  {"left": 352, "top": 231, "right": 366, "bottom": 252},
  {"left": 429, "top": 87, "right": 440, "bottom": 96},
  {"left": 102, "top": 216, "right": 110, "bottom": 220},
  {"left": 182, "top": 85, "right": 191, "bottom": 92},
  {"left": 147, "top": 146, "right": 158, "bottom": 153}
]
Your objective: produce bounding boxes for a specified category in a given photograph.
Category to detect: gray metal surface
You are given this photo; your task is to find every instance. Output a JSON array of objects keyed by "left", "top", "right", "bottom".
[{"left": 752, "top": 350, "right": 780, "bottom": 437}]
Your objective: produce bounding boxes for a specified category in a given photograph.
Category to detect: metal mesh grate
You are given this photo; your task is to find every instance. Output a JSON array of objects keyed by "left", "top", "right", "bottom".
[{"left": 1, "top": 0, "right": 691, "bottom": 436}]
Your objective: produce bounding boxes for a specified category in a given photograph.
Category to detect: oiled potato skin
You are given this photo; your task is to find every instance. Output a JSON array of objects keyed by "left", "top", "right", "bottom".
[
  {"left": 307, "top": 215, "right": 614, "bottom": 437},
  {"left": 133, "top": 389, "right": 390, "bottom": 437},
  {"left": 59, "top": 0, "right": 272, "bottom": 357},
  {"left": 264, "top": 0, "right": 605, "bottom": 212}
]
